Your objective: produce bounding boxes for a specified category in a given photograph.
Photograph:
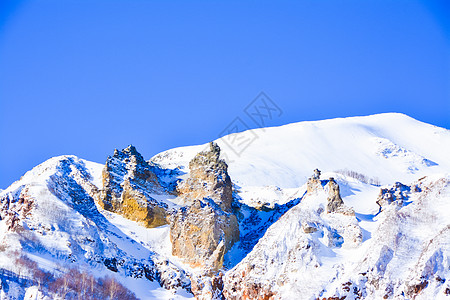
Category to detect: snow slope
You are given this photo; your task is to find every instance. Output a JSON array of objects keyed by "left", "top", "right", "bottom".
[
  {"left": 0, "top": 156, "right": 192, "bottom": 300},
  {"left": 152, "top": 113, "right": 450, "bottom": 188},
  {"left": 224, "top": 174, "right": 450, "bottom": 299}
]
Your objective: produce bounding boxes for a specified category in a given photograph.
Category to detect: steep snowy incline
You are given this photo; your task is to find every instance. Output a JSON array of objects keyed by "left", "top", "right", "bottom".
[
  {"left": 223, "top": 174, "right": 450, "bottom": 300},
  {"left": 152, "top": 113, "right": 450, "bottom": 188},
  {"left": 0, "top": 155, "right": 193, "bottom": 299}
]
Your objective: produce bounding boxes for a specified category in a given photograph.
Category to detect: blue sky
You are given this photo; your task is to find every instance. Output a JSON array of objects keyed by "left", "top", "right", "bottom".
[{"left": 0, "top": 0, "right": 449, "bottom": 189}]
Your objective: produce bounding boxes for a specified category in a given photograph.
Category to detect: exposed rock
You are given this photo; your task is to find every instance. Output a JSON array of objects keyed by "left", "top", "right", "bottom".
[
  {"left": 313, "top": 168, "right": 321, "bottom": 180},
  {"left": 169, "top": 199, "right": 239, "bottom": 272},
  {"left": 0, "top": 155, "right": 193, "bottom": 295},
  {"left": 376, "top": 181, "right": 412, "bottom": 212},
  {"left": 177, "top": 142, "right": 233, "bottom": 212},
  {"left": 0, "top": 187, "right": 35, "bottom": 231},
  {"left": 407, "top": 280, "right": 429, "bottom": 296},
  {"left": 223, "top": 279, "right": 276, "bottom": 300},
  {"left": 99, "top": 145, "right": 169, "bottom": 228},
  {"left": 307, "top": 177, "right": 322, "bottom": 194},
  {"left": 326, "top": 177, "right": 345, "bottom": 213},
  {"left": 302, "top": 222, "right": 319, "bottom": 233},
  {"left": 190, "top": 271, "right": 227, "bottom": 300},
  {"left": 170, "top": 142, "right": 239, "bottom": 272},
  {"left": 306, "top": 172, "right": 349, "bottom": 215}
]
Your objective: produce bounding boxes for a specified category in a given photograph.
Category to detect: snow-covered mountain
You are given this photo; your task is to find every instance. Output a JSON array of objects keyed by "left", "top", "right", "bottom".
[
  {"left": 0, "top": 113, "right": 449, "bottom": 299},
  {"left": 153, "top": 113, "right": 450, "bottom": 187}
]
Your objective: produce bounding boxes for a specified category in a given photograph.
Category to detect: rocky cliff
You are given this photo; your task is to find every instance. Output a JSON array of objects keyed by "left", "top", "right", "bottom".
[
  {"left": 170, "top": 142, "right": 239, "bottom": 272},
  {"left": 170, "top": 199, "right": 239, "bottom": 273},
  {"left": 99, "top": 145, "right": 169, "bottom": 228},
  {"left": 176, "top": 142, "right": 233, "bottom": 211},
  {"left": 223, "top": 175, "right": 450, "bottom": 299},
  {"left": 376, "top": 181, "right": 415, "bottom": 212},
  {"left": 306, "top": 171, "right": 352, "bottom": 215}
]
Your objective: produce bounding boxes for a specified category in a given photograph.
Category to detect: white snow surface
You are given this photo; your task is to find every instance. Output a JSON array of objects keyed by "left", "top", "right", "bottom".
[{"left": 152, "top": 113, "right": 450, "bottom": 187}]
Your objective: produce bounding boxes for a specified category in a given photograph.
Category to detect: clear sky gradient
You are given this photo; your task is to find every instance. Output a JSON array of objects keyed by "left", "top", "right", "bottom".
[{"left": 1, "top": 0, "right": 449, "bottom": 188}]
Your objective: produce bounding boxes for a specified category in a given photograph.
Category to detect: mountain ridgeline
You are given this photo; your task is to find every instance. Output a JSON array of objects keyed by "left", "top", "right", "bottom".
[{"left": 0, "top": 113, "right": 449, "bottom": 299}]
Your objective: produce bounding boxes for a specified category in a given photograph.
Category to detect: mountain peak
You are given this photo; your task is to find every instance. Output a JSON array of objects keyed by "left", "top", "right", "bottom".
[
  {"left": 1, "top": 114, "right": 449, "bottom": 299},
  {"left": 153, "top": 112, "right": 450, "bottom": 188}
]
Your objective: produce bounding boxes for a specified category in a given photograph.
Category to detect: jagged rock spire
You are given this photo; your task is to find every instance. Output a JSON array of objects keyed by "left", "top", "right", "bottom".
[
  {"left": 100, "top": 145, "right": 168, "bottom": 228},
  {"left": 170, "top": 142, "right": 239, "bottom": 271},
  {"left": 326, "top": 177, "right": 344, "bottom": 213},
  {"left": 181, "top": 141, "right": 232, "bottom": 211},
  {"left": 313, "top": 168, "right": 321, "bottom": 180}
]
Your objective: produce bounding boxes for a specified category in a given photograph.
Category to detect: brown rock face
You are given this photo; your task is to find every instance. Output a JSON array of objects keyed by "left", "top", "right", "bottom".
[
  {"left": 223, "top": 270, "right": 277, "bottom": 300},
  {"left": 177, "top": 142, "right": 233, "bottom": 212},
  {"left": 307, "top": 177, "right": 322, "bottom": 194},
  {"left": 0, "top": 187, "right": 35, "bottom": 231},
  {"left": 170, "top": 199, "right": 239, "bottom": 272},
  {"left": 99, "top": 145, "right": 168, "bottom": 228},
  {"left": 306, "top": 172, "right": 351, "bottom": 215},
  {"left": 170, "top": 142, "right": 239, "bottom": 272},
  {"left": 326, "top": 177, "right": 345, "bottom": 213}
]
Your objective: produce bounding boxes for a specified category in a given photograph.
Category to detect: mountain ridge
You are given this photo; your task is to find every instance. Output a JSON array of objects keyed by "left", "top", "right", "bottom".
[
  {"left": 0, "top": 112, "right": 449, "bottom": 299},
  {"left": 152, "top": 112, "right": 450, "bottom": 187}
]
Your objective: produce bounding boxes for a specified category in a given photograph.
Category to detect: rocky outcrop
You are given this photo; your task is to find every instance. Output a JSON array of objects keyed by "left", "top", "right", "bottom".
[
  {"left": 376, "top": 181, "right": 414, "bottom": 212},
  {"left": 224, "top": 277, "right": 276, "bottom": 300},
  {"left": 0, "top": 155, "right": 193, "bottom": 296},
  {"left": 177, "top": 142, "right": 233, "bottom": 212},
  {"left": 170, "top": 142, "right": 239, "bottom": 272},
  {"left": 170, "top": 199, "right": 239, "bottom": 272},
  {"left": 306, "top": 171, "right": 349, "bottom": 214},
  {"left": 312, "top": 168, "right": 321, "bottom": 179},
  {"left": 302, "top": 222, "right": 319, "bottom": 233},
  {"left": 306, "top": 177, "right": 322, "bottom": 194},
  {"left": 0, "top": 187, "right": 35, "bottom": 231},
  {"left": 189, "top": 271, "right": 227, "bottom": 300},
  {"left": 99, "top": 145, "right": 169, "bottom": 228},
  {"left": 326, "top": 177, "right": 345, "bottom": 213}
]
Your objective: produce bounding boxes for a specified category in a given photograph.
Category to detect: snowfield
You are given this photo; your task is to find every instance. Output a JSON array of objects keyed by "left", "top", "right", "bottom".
[{"left": 154, "top": 113, "right": 450, "bottom": 187}]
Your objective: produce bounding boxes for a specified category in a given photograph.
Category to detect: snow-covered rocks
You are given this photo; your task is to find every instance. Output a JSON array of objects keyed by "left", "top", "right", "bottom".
[
  {"left": 0, "top": 156, "right": 192, "bottom": 299},
  {"left": 223, "top": 174, "right": 364, "bottom": 299},
  {"left": 223, "top": 175, "right": 450, "bottom": 299},
  {"left": 376, "top": 181, "right": 414, "bottom": 212},
  {"left": 306, "top": 173, "right": 352, "bottom": 215},
  {"left": 1, "top": 113, "right": 449, "bottom": 299},
  {"left": 326, "top": 177, "right": 345, "bottom": 213}
]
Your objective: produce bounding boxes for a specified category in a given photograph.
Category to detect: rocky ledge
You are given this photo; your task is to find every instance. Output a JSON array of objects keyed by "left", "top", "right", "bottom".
[{"left": 98, "top": 145, "right": 169, "bottom": 228}]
